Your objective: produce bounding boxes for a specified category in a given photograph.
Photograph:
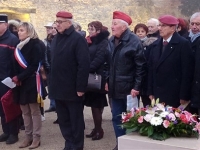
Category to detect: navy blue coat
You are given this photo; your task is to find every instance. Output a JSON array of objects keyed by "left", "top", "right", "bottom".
[
  {"left": 49, "top": 25, "right": 90, "bottom": 101},
  {"left": 191, "top": 36, "right": 200, "bottom": 109},
  {"left": 148, "top": 32, "right": 194, "bottom": 107}
]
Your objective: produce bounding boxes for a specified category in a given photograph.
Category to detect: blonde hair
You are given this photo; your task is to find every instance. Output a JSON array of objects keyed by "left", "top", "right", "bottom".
[{"left": 19, "top": 22, "right": 38, "bottom": 39}]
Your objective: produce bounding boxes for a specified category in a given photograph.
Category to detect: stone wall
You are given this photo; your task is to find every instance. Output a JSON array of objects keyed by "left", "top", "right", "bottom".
[{"left": 0, "top": 0, "right": 198, "bottom": 39}]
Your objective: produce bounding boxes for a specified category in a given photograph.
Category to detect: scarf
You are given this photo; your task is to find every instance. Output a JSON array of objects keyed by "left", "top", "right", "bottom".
[
  {"left": 17, "top": 37, "right": 31, "bottom": 50},
  {"left": 86, "top": 36, "right": 92, "bottom": 44},
  {"left": 189, "top": 30, "right": 200, "bottom": 42},
  {"left": 141, "top": 36, "right": 148, "bottom": 43}
]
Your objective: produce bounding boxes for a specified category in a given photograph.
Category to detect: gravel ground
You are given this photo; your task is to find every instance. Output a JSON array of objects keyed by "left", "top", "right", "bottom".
[{"left": 0, "top": 99, "right": 116, "bottom": 150}]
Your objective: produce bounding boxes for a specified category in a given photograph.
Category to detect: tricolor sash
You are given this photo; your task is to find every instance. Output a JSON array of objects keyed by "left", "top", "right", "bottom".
[{"left": 14, "top": 48, "right": 44, "bottom": 106}]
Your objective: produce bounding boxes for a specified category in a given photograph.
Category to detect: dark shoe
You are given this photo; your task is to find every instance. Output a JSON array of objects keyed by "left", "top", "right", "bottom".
[
  {"left": 45, "top": 107, "right": 55, "bottom": 113},
  {"left": 0, "top": 133, "right": 9, "bottom": 142},
  {"left": 86, "top": 129, "right": 96, "bottom": 138},
  {"left": 53, "top": 119, "right": 59, "bottom": 124},
  {"left": 6, "top": 135, "right": 18, "bottom": 144},
  {"left": 92, "top": 129, "right": 104, "bottom": 140},
  {"left": 113, "top": 145, "right": 118, "bottom": 150}
]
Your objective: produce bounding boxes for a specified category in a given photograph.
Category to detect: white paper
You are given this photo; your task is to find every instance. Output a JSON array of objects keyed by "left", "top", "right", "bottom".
[
  {"left": 127, "top": 95, "right": 138, "bottom": 111},
  {"left": 1, "top": 77, "right": 16, "bottom": 88}
]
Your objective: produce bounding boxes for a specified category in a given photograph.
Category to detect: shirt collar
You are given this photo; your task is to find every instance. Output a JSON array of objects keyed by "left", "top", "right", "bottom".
[{"left": 163, "top": 35, "right": 172, "bottom": 43}]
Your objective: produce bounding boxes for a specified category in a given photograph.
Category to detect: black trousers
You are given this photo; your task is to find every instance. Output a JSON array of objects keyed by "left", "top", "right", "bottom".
[
  {"left": 55, "top": 99, "right": 84, "bottom": 150},
  {"left": 0, "top": 82, "right": 19, "bottom": 135}
]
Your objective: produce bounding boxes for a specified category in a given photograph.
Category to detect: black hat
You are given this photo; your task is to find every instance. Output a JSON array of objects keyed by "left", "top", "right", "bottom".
[{"left": 0, "top": 14, "right": 8, "bottom": 23}]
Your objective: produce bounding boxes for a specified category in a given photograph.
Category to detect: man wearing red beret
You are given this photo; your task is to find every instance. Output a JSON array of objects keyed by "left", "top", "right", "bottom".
[
  {"left": 107, "top": 11, "right": 146, "bottom": 150},
  {"left": 48, "top": 11, "right": 90, "bottom": 150},
  {"left": 148, "top": 15, "right": 194, "bottom": 108}
]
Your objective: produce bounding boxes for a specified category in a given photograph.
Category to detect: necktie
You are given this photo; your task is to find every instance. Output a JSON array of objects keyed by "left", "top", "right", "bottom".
[{"left": 162, "top": 41, "right": 168, "bottom": 53}]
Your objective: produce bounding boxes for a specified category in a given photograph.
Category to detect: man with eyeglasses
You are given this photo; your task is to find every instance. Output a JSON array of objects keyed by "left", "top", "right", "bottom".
[
  {"left": 148, "top": 15, "right": 194, "bottom": 108},
  {"left": 190, "top": 12, "right": 200, "bottom": 116},
  {"left": 48, "top": 11, "right": 90, "bottom": 150}
]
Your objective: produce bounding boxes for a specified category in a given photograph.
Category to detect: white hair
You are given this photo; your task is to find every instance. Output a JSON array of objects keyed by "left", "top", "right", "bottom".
[
  {"left": 147, "top": 18, "right": 159, "bottom": 26},
  {"left": 190, "top": 12, "right": 200, "bottom": 22},
  {"left": 66, "top": 18, "right": 74, "bottom": 24},
  {"left": 120, "top": 19, "right": 129, "bottom": 28}
]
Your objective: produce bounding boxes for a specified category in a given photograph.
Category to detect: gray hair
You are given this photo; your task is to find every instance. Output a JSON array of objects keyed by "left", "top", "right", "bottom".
[
  {"left": 120, "top": 20, "right": 129, "bottom": 28},
  {"left": 73, "top": 22, "right": 82, "bottom": 31},
  {"left": 19, "top": 22, "right": 38, "bottom": 39},
  {"left": 147, "top": 18, "right": 159, "bottom": 26},
  {"left": 190, "top": 12, "right": 200, "bottom": 22}
]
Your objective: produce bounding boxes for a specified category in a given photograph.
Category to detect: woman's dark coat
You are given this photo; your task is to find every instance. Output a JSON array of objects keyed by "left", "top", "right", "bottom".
[
  {"left": 191, "top": 36, "right": 200, "bottom": 109},
  {"left": 88, "top": 30, "right": 110, "bottom": 91},
  {"left": 13, "top": 38, "right": 43, "bottom": 105},
  {"left": 148, "top": 32, "right": 194, "bottom": 107}
]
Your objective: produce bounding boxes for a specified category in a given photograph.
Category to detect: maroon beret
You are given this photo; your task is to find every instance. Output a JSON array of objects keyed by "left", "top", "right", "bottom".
[
  {"left": 113, "top": 11, "right": 132, "bottom": 25},
  {"left": 158, "top": 15, "right": 179, "bottom": 25},
  {"left": 56, "top": 11, "right": 73, "bottom": 19}
]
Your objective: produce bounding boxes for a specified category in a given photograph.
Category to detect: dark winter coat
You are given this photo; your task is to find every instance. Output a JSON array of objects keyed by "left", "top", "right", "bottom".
[
  {"left": 87, "top": 30, "right": 110, "bottom": 92},
  {"left": 148, "top": 32, "right": 194, "bottom": 107},
  {"left": 13, "top": 38, "right": 43, "bottom": 105},
  {"left": 0, "top": 29, "right": 19, "bottom": 97},
  {"left": 0, "top": 29, "right": 19, "bottom": 81},
  {"left": 48, "top": 25, "right": 90, "bottom": 101},
  {"left": 191, "top": 36, "right": 200, "bottom": 109},
  {"left": 108, "top": 29, "right": 146, "bottom": 99}
]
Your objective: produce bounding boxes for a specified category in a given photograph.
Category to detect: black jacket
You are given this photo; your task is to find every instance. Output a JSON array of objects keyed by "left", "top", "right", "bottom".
[
  {"left": 108, "top": 29, "right": 146, "bottom": 99},
  {"left": 191, "top": 36, "right": 200, "bottom": 108},
  {"left": 88, "top": 30, "right": 110, "bottom": 91},
  {"left": 0, "top": 29, "right": 19, "bottom": 80},
  {"left": 13, "top": 38, "right": 43, "bottom": 104},
  {"left": 49, "top": 25, "right": 90, "bottom": 101},
  {"left": 148, "top": 32, "right": 194, "bottom": 107}
]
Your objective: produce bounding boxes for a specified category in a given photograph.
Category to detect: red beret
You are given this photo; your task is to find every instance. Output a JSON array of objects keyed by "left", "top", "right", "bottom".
[
  {"left": 158, "top": 15, "right": 179, "bottom": 25},
  {"left": 113, "top": 11, "right": 132, "bottom": 25},
  {"left": 56, "top": 11, "right": 73, "bottom": 19}
]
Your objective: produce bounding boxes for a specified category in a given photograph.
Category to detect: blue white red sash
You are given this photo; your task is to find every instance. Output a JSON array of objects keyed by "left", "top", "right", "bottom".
[{"left": 14, "top": 48, "right": 44, "bottom": 104}]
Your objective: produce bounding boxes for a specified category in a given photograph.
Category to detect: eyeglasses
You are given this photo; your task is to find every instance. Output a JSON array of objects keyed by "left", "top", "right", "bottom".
[
  {"left": 190, "top": 22, "right": 200, "bottom": 26},
  {"left": 54, "top": 20, "right": 68, "bottom": 24}
]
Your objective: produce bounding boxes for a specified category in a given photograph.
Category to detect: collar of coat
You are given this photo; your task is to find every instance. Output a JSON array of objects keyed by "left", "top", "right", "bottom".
[
  {"left": 90, "top": 30, "right": 110, "bottom": 45},
  {"left": 151, "top": 32, "right": 181, "bottom": 46},
  {"left": 110, "top": 28, "right": 132, "bottom": 43},
  {"left": 0, "top": 29, "right": 11, "bottom": 40},
  {"left": 58, "top": 25, "right": 75, "bottom": 36}
]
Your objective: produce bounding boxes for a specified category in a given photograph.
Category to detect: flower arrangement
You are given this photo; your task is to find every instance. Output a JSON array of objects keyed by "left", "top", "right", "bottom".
[{"left": 121, "top": 99, "right": 200, "bottom": 141}]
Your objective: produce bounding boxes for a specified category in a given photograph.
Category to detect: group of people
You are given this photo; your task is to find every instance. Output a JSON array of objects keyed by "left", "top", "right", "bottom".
[{"left": 0, "top": 9, "right": 200, "bottom": 150}]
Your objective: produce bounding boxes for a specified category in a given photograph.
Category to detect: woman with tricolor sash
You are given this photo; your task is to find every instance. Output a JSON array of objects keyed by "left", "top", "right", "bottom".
[{"left": 12, "top": 22, "right": 45, "bottom": 149}]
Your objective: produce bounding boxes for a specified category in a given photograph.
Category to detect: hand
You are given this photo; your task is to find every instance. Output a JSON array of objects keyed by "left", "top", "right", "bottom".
[
  {"left": 180, "top": 99, "right": 188, "bottom": 105},
  {"left": 12, "top": 76, "right": 21, "bottom": 86},
  {"left": 149, "top": 95, "right": 155, "bottom": 100},
  {"left": 77, "top": 92, "right": 84, "bottom": 97},
  {"left": 131, "top": 89, "right": 139, "bottom": 97},
  {"left": 105, "top": 83, "right": 108, "bottom": 91}
]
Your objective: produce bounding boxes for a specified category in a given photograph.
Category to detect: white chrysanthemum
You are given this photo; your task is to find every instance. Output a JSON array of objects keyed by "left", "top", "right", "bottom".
[
  {"left": 144, "top": 114, "right": 154, "bottom": 122},
  {"left": 150, "top": 117, "right": 163, "bottom": 126},
  {"left": 159, "top": 111, "right": 169, "bottom": 118}
]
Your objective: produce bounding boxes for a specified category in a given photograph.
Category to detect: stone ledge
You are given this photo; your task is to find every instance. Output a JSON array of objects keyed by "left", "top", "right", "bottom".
[{"left": 118, "top": 133, "right": 200, "bottom": 150}]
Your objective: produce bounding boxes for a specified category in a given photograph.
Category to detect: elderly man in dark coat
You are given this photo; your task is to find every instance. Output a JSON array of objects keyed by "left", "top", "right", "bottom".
[
  {"left": 148, "top": 15, "right": 194, "bottom": 108},
  {"left": 189, "top": 12, "right": 200, "bottom": 115},
  {"left": 0, "top": 14, "right": 20, "bottom": 144},
  {"left": 108, "top": 11, "right": 146, "bottom": 150},
  {"left": 48, "top": 11, "right": 90, "bottom": 150}
]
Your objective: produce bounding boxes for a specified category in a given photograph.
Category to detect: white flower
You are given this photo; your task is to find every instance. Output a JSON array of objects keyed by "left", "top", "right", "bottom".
[
  {"left": 150, "top": 117, "right": 163, "bottom": 126},
  {"left": 168, "top": 113, "right": 176, "bottom": 121},
  {"left": 156, "top": 103, "right": 165, "bottom": 111},
  {"left": 160, "top": 111, "right": 169, "bottom": 118},
  {"left": 145, "top": 108, "right": 156, "bottom": 115},
  {"left": 144, "top": 114, "right": 154, "bottom": 122}
]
